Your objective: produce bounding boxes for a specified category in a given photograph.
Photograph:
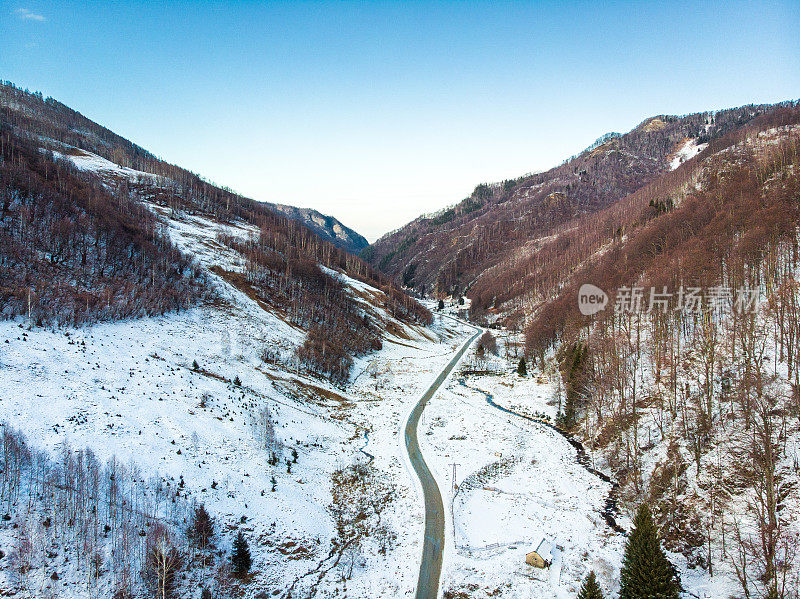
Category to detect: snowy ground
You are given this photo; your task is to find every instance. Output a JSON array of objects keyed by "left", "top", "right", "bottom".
[
  {"left": 0, "top": 291, "right": 477, "bottom": 597},
  {"left": 421, "top": 367, "right": 625, "bottom": 599}
]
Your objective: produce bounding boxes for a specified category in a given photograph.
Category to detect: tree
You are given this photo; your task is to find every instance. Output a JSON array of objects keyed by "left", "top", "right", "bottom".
[
  {"left": 145, "top": 526, "right": 183, "bottom": 599},
  {"left": 517, "top": 357, "right": 527, "bottom": 376},
  {"left": 479, "top": 330, "right": 498, "bottom": 355},
  {"left": 577, "top": 571, "right": 604, "bottom": 599},
  {"left": 557, "top": 341, "right": 591, "bottom": 430},
  {"left": 189, "top": 504, "right": 215, "bottom": 549},
  {"left": 231, "top": 531, "right": 251, "bottom": 578},
  {"left": 619, "top": 504, "right": 679, "bottom": 599}
]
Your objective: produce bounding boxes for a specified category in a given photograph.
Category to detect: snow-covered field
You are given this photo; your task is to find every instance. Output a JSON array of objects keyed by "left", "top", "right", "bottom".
[
  {"left": 420, "top": 367, "right": 625, "bottom": 598},
  {"left": 0, "top": 296, "right": 749, "bottom": 598},
  {"left": 0, "top": 300, "right": 475, "bottom": 597}
]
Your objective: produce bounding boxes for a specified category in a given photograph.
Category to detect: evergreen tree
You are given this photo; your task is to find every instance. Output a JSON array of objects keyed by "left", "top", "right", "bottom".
[
  {"left": 517, "top": 357, "right": 527, "bottom": 376},
  {"left": 619, "top": 504, "right": 679, "bottom": 599},
  {"left": 557, "top": 342, "right": 589, "bottom": 430},
  {"left": 189, "top": 504, "right": 214, "bottom": 549},
  {"left": 577, "top": 571, "right": 604, "bottom": 599},
  {"left": 231, "top": 531, "right": 252, "bottom": 578}
]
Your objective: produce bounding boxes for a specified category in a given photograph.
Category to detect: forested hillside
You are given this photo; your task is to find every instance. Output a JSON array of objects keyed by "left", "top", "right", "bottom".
[
  {"left": 0, "top": 82, "right": 367, "bottom": 253},
  {"left": 366, "top": 103, "right": 791, "bottom": 310},
  {"left": 0, "top": 82, "right": 430, "bottom": 381},
  {"left": 529, "top": 107, "right": 800, "bottom": 599}
]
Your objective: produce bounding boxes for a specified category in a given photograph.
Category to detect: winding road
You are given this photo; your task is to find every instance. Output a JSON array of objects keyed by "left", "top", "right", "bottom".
[{"left": 404, "top": 325, "right": 481, "bottom": 599}]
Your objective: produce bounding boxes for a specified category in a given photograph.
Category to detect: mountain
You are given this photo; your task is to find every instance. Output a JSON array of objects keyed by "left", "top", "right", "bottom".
[
  {"left": 364, "top": 102, "right": 793, "bottom": 320},
  {"left": 0, "top": 82, "right": 368, "bottom": 255},
  {"left": 0, "top": 81, "right": 430, "bottom": 382},
  {"left": 268, "top": 203, "right": 368, "bottom": 254},
  {"left": 367, "top": 99, "right": 800, "bottom": 595},
  {"left": 0, "top": 81, "right": 455, "bottom": 599}
]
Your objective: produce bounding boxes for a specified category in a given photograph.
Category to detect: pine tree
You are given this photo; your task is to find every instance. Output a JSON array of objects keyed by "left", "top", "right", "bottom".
[
  {"left": 577, "top": 571, "right": 604, "bottom": 599},
  {"left": 619, "top": 504, "right": 679, "bottom": 599},
  {"left": 231, "top": 531, "right": 251, "bottom": 578},
  {"left": 517, "top": 357, "right": 527, "bottom": 376},
  {"left": 189, "top": 504, "right": 214, "bottom": 549}
]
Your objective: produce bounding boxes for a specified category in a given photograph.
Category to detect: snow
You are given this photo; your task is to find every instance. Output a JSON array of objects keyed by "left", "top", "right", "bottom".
[
  {"left": 1, "top": 143, "right": 761, "bottom": 596},
  {"left": 669, "top": 138, "right": 708, "bottom": 170},
  {"left": 421, "top": 367, "right": 625, "bottom": 599},
  {"left": 51, "top": 148, "right": 162, "bottom": 183}
]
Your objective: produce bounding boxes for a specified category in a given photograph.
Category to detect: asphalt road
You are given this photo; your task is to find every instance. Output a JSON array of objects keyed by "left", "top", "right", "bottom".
[{"left": 404, "top": 326, "right": 481, "bottom": 599}]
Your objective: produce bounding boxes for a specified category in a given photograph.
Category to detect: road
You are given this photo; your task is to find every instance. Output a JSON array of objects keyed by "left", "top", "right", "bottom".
[{"left": 404, "top": 324, "right": 481, "bottom": 599}]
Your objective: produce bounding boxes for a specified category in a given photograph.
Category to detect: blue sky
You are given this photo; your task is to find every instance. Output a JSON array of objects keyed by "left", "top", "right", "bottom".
[{"left": 2, "top": 1, "right": 798, "bottom": 240}]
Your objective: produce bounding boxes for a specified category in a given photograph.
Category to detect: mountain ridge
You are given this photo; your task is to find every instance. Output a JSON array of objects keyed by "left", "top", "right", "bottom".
[
  {"left": 0, "top": 81, "right": 369, "bottom": 254},
  {"left": 365, "top": 101, "right": 797, "bottom": 307}
]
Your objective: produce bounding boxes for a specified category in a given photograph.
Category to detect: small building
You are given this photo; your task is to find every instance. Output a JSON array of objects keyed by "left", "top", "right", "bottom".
[{"left": 525, "top": 538, "right": 553, "bottom": 569}]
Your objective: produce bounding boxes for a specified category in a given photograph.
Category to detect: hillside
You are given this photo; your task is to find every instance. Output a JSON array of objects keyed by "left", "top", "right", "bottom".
[
  {"left": 0, "top": 82, "right": 368, "bottom": 254},
  {"left": 514, "top": 109, "right": 800, "bottom": 599},
  {"left": 365, "top": 100, "right": 800, "bottom": 599},
  {"left": 366, "top": 102, "right": 792, "bottom": 313},
  {"left": 269, "top": 203, "right": 368, "bottom": 254},
  {"left": 0, "top": 82, "right": 429, "bottom": 382},
  {"left": 0, "top": 84, "right": 449, "bottom": 599}
]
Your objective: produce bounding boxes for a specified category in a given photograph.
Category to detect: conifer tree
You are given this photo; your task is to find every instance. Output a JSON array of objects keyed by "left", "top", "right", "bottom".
[
  {"left": 619, "top": 504, "right": 679, "bottom": 599},
  {"left": 231, "top": 531, "right": 252, "bottom": 578},
  {"left": 517, "top": 357, "right": 527, "bottom": 376},
  {"left": 190, "top": 504, "right": 214, "bottom": 549},
  {"left": 577, "top": 571, "right": 604, "bottom": 599}
]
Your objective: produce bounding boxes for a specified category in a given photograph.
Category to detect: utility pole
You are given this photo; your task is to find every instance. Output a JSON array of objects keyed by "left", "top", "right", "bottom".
[{"left": 449, "top": 463, "right": 460, "bottom": 493}]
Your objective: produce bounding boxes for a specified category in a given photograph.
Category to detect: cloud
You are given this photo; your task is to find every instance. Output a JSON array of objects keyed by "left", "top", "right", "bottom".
[{"left": 14, "top": 8, "right": 45, "bottom": 22}]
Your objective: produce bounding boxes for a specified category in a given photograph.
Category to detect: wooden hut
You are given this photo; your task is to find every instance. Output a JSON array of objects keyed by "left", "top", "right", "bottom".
[{"left": 525, "top": 538, "right": 553, "bottom": 569}]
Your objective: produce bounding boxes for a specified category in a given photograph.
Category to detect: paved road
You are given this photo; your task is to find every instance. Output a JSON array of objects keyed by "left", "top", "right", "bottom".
[{"left": 404, "top": 326, "right": 481, "bottom": 599}]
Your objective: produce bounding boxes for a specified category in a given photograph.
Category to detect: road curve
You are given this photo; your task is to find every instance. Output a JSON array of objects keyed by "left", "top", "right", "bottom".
[{"left": 404, "top": 326, "right": 481, "bottom": 599}]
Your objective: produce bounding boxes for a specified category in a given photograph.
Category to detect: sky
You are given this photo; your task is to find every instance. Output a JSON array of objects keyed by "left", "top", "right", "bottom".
[{"left": 2, "top": 1, "right": 799, "bottom": 241}]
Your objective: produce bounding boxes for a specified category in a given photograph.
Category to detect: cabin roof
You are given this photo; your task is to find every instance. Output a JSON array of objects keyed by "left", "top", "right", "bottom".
[{"left": 532, "top": 538, "right": 553, "bottom": 561}]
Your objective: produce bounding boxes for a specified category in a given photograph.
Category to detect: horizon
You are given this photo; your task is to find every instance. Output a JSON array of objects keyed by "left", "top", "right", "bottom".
[{"left": 2, "top": 0, "right": 798, "bottom": 241}]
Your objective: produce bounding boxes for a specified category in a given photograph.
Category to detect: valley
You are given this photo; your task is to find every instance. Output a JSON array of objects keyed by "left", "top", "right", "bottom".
[{"left": 1, "top": 73, "right": 799, "bottom": 599}]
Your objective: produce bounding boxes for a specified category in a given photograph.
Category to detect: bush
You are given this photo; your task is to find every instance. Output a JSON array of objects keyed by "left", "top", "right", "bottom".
[{"left": 479, "top": 331, "right": 497, "bottom": 355}]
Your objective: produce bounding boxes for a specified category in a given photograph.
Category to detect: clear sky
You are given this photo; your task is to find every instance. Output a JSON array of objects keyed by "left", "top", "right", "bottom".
[{"left": 2, "top": 1, "right": 798, "bottom": 241}]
